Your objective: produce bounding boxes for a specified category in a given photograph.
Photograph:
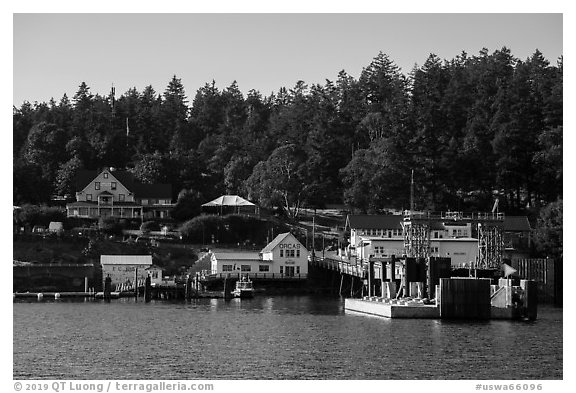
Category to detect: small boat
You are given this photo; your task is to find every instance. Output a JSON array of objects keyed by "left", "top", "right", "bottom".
[{"left": 232, "top": 277, "right": 254, "bottom": 298}]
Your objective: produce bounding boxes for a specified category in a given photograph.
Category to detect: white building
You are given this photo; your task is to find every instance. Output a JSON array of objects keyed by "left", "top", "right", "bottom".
[
  {"left": 346, "top": 214, "right": 479, "bottom": 266},
  {"left": 210, "top": 232, "right": 309, "bottom": 278},
  {"left": 100, "top": 255, "right": 163, "bottom": 287}
]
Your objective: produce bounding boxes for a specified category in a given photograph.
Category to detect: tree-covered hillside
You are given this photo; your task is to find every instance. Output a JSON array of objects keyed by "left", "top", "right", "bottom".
[{"left": 13, "top": 48, "right": 562, "bottom": 217}]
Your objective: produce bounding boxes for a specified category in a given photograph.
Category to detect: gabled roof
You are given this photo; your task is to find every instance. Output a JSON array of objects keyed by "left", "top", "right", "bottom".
[
  {"left": 503, "top": 216, "right": 531, "bottom": 232},
  {"left": 212, "top": 252, "right": 261, "bottom": 261},
  {"left": 202, "top": 195, "right": 255, "bottom": 207},
  {"left": 100, "top": 255, "right": 153, "bottom": 265},
  {"left": 261, "top": 232, "right": 295, "bottom": 253},
  {"left": 346, "top": 215, "right": 403, "bottom": 230},
  {"left": 74, "top": 168, "right": 171, "bottom": 199}
]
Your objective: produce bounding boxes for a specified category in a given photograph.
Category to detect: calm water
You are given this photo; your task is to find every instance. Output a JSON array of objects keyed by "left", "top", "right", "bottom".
[{"left": 13, "top": 296, "right": 562, "bottom": 380}]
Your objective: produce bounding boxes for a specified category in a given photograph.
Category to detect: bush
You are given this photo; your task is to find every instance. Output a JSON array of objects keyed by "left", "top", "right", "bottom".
[
  {"left": 171, "top": 189, "right": 203, "bottom": 222},
  {"left": 178, "top": 214, "right": 289, "bottom": 245},
  {"left": 17, "top": 204, "right": 66, "bottom": 228},
  {"left": 98, "top": 217, "right": 122, "bottom": 236},
  {"left": 140, "top": 220, "right": 160, "bottom": 233}
]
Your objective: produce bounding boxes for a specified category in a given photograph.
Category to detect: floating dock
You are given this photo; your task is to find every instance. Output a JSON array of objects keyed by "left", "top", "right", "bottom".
[
  {"left": 344, "top": 277, "right": 537, "bottom": 320},
  {"left": 345, "top": 298, "right": 439, "bottom": 318}
]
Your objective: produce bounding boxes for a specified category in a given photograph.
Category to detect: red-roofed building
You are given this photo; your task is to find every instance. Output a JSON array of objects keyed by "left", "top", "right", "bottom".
[{"left": 66, "top": 168, "right": 173, "bottom": 220}]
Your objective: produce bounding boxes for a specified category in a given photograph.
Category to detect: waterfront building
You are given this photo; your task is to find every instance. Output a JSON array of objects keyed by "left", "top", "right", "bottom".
[
  {"left": 210, "top": 232, "right": 309, "bottom": 278},
  {"left": 100, "top": 255, "right": 163, "bottom": 288},
  {"left": 66, "top": 168, "right": 173, "bottom": 220},
  {"left": 345, "top": 213, "right": 532, "bottom": 266}
]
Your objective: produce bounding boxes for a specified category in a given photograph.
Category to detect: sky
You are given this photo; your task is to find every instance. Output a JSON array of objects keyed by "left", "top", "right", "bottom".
[{"left": 13, "top": 13, "right": 563, "bottom": 106}]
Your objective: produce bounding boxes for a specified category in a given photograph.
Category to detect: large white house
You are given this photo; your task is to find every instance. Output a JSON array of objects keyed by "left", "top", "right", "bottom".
[
  {"left": 210, "top": 232, "right": 308, "bottom": 278},
  {"left": 66, "top": 168, "right": 173, "bottom": 220}
]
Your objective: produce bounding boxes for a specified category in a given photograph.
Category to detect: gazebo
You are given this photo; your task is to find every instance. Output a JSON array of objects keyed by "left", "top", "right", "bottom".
[{"left": 201, "top": 195, "right": 259, "bottom": 215}]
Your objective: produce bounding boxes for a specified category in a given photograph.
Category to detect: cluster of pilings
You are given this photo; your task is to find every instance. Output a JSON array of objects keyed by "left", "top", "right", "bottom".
[{"left": 365, "top": 257, "right": 452, "bottom": 300}]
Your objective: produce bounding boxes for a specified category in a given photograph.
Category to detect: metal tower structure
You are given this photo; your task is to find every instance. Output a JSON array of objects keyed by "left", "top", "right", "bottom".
[
  {"left": 403, "top": 211, "right": 505, "bottom": 267},
  {"left": 403, "top": 213, "right": 431, "bottom": 259},
  {"left": 476, "top": 222, "right": 504, "bottom": 269}
]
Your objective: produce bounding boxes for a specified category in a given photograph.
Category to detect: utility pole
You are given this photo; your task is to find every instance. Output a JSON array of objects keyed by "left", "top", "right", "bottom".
[
  {"left": 312, "top": 210, "right": 316, "bottom": 260},
  {"left": 410, "top": 169, "right": 415, "bottom": 213}
]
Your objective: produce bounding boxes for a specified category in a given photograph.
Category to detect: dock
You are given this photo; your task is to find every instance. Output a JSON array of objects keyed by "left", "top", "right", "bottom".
[{"left": 344, "top": 277, "right": 537, "bottom": 320}]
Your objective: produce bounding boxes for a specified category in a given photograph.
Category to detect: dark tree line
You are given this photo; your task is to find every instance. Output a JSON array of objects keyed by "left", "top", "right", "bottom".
[{"left": 14, "top": 48, "right": 562, "bottom": 219}]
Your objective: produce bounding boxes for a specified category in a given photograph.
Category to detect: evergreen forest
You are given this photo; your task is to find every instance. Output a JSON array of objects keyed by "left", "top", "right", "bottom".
[{"left": 13, "top": 48, "right": 562, "bottom": 220}]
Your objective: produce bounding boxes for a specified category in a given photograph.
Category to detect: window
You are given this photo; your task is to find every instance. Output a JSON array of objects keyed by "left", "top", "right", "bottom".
[
  {"left": 222, "top": 265, "right": 233, "bottom": 272},
  {"left": 259, "top": 265, "right": 269, "bottom": 272},
  {"left": 111, "top": 182, "right": 117, "bottom": 190},
  {"left": 103, "top": 173, "right": 108, "bottom": 179},
  {"left": 280, "top": 249, "right": 284, "bottom": 258},
  {"left": 280, "top": 266, "right": 284, "bottom": 274},
  {"left": 241, "top": 265, "right": 251, "bottom": 272},
  {"left": 296, "top": 250, "right": 300, "bottom": 258},
  {"left": 86, "top": 194, "right": 92, "bottom": 201},
  {"left": 95, "top": 182, "right": 100, "bottom": 190},
  {"left": 119, "top": 194, "right": 125, "bottom": 202},
  {"left": 141, "top": 199, "right": 148, "bottom": 205},
  {"left": 296, "top": 266, "right": 300, "bottom": 274}
]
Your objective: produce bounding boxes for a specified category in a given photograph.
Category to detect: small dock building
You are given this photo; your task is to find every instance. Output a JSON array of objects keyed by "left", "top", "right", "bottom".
[{"left": 100, "top": 255, "right": 162, "bottom": 289}]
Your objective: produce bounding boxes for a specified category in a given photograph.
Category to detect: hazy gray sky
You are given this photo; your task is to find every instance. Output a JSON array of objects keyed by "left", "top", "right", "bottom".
[{"left": 13, "top": 13, "right": 562, "bottom": 106}]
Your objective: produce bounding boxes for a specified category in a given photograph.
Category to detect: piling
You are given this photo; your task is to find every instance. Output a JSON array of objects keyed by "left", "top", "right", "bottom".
[
  {"left": 185, "top": 275, "right": 193, "bottom": 300},
  {"left": 427, "top": 257, "right": 451, "bottom": 299},
  {"left": 84, "top": 277, "right": 88, "bottom": 293},
  {"left": 104, "top": 276, "right": 112, "bottom": 302},
  {"left": 368, "top": 261, "right": 375, "bottom": 297},
  {"left": 520, "top": 280, "right": 538, "bottom": 320},
  {"left": 144, "top": 275, "right": 151, "bottom": 303},
  {"left": 134, "top": 268, "right": 138, "bottom": 300},
  {"left": 389, "top": 256, "right": 396, "bottom": 282},
  {"left": 350, "top": 275, "right": 354, "bottom": 297},
  {"left": 384, "top": 281, "right": 396, "bottom": 299},
  {"left": 223, "top": 276, "right": 232, "bottom": 299}
]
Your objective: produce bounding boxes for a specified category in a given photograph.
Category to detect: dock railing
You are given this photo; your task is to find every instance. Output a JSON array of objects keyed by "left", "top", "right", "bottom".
[
  {"left": 309, "top": 256, "right": 366, "bottom": 278},
  {"left": 403, "top": 210, "right": 505, "bottom": 221},
  {"left": 204, "top": 272, "right": 308, "bottom": 280}
]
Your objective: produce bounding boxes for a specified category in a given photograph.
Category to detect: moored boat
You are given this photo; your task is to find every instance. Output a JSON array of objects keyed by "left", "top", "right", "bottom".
[{"left": 232, "top": 276, "right": 254, "bottom": 298}]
